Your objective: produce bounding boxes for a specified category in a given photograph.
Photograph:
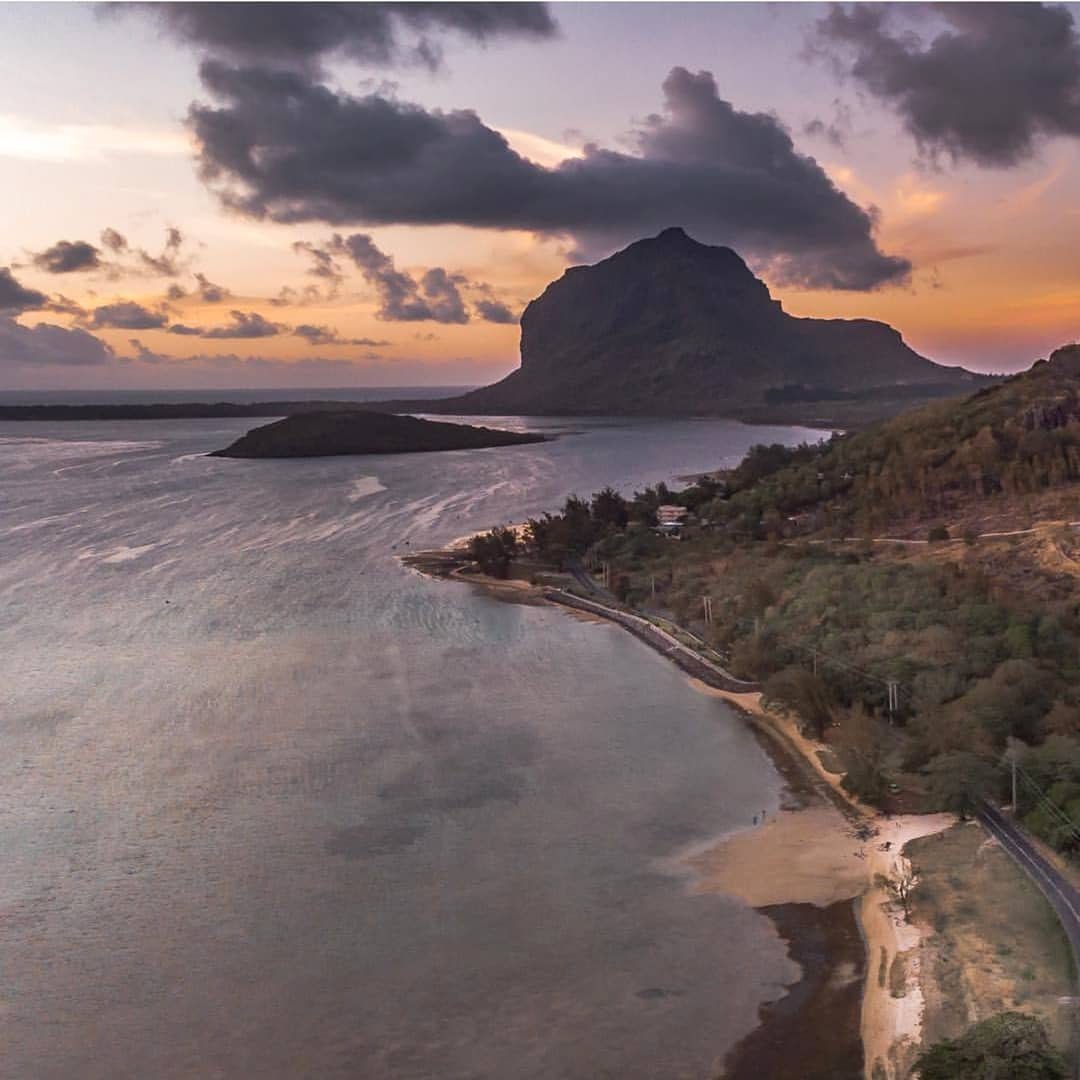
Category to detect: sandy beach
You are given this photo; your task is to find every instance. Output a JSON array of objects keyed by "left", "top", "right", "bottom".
[
  {"left": 859, "top": 814, "right": 955, "bottom": 1079},
  {"left": 683, "top": 682, "right": 955, "bottom": 1079}
]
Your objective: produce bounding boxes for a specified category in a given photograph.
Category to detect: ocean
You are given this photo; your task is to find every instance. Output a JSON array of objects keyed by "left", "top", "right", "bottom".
[{"left": 1, "top": 412, "right": 825, "bottom": 1078}]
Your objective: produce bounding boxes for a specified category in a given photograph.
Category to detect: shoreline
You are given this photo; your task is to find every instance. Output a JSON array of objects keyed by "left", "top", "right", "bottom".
[{"left": 404, "top": 549, "right": 955, "bottom": 1077}]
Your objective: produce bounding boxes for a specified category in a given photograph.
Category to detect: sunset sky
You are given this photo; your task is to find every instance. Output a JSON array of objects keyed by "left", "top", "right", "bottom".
[{"left": 1, "top": 1, "right": 1079, "bottom": 390}]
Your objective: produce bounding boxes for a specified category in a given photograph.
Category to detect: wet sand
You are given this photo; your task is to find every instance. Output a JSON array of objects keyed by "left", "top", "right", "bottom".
[
  {"left": 687, "top": 805, "right": 867, "bottom": 908},
  {"left": 721, "top": 900, "right": 866, "bottom": 1080},
  {"left": 679, "top": 685, "right": 870, "bottom": 1078},
  {"left": 683, "top": 681, "right": 955, "bottom": 1078}
]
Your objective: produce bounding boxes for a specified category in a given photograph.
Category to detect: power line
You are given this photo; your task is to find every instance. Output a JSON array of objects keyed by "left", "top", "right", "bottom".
[
  {"left": 1012, "top": 761, "right": 1080, "bottom": 845},
  {"left": 730, "top": 613, "right": 908, "bottom": 701}
]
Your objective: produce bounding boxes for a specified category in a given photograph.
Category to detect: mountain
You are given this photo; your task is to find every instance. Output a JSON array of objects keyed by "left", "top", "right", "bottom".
[
  {"left": 209, "top": 410, "right": 546, "bottom": 458},
  {"left": 415, "top": 228, "right": 986, "bottom": 422}
]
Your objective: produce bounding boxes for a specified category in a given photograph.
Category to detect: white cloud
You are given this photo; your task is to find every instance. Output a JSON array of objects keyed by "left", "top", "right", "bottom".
[
  {"left": 0, "top": 116, "right": 190, "bottom": 163},
  {"left": 495, "top": 127, "right": 584, "bottom": 168}
]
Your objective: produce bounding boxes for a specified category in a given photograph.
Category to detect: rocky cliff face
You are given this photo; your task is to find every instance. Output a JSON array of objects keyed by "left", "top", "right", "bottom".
[{"left": 452, "top": 228, "right": 978, "bottom": 415}]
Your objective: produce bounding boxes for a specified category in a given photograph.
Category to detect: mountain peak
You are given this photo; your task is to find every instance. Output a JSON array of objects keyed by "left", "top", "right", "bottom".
[
  {"left": 622, "top": 227, "right": 751, "bottom": 276},
  {"left": 441, "top": 230, "right": 978, "bottom": 417},
  {"left": 655, "top": 225, "right": 692, "bottom": 243}
]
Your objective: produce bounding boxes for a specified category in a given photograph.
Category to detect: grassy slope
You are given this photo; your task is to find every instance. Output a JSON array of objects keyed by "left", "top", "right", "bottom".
[{"left": 908, "top": 824, "right": 1075, "bottom": 1053}]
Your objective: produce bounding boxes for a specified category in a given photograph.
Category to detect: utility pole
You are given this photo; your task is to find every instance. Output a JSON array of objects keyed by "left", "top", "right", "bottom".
[
  {"left": 811, "top": 649, "right": 818, "bottom": 675},
  {"left": 702, "top": 595, "right": 713, "bottom": 624},
  {"left": 1011, "top": 753, "right": 1018, "bottom": 814}
]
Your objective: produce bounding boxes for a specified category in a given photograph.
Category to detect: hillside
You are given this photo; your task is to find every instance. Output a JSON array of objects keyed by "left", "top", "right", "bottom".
[
  {"left": 414, "top": 228, "right": 984, "bottom": 420},
  {"left": 210, "top": 410, "right": 546, "bottom": 458},
  {"left": 716, "top": 343, "right": 1080, "bottom": 538}
]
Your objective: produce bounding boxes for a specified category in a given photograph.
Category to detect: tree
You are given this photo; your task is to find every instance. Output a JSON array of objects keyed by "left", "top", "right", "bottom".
[
  {"left": 914, "top": 1012, "right": 1066, "bottom": 1079},
  {"left": 591, "top": 487, "right": 629, "bottom": 529},
  {"left": 839, "top": 705, "right": 889, "bottom": 804},
  {"left": 875, "top": 862, "right": 917, "bottom": 919},
  {"left": 925, "top": 751, "right": 1002, "bottom": 819},
  {"left": 763, "top": 667, "right": 834, "bottom": 739},
  {"left": 468, "top": 527, "right": 518, "bottom": 579}
]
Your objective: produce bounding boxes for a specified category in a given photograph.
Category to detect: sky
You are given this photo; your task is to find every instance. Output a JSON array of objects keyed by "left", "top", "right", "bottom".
[{"left": 1, "top": 1, "right": 1079, "bottom": 390}]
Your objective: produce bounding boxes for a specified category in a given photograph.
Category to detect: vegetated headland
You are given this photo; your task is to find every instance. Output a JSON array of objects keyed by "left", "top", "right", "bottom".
[
  {"left": 209, "top": 410, "right": 547, "bottom": 458},
  {"left": 407, "top": 342, "right": 1080, "bottom": 1078}
]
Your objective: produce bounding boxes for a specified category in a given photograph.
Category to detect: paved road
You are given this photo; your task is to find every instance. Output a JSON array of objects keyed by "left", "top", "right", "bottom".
[
  {"left": 565, "top": 557, "right": 617, "bottom": 602},
  {"left": 979, "top": 802, "right": 1080, "bottom": 1077},
  {"left": 979, "top": 802, "right": 1080, "bottom": 965}
]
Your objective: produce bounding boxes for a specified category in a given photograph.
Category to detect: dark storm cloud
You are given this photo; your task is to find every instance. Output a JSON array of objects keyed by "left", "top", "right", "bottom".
[
  {"left": 188, "top": 63, "right": 908, "bottom": 290},
  {"left": 31, "top": 240, "right": 103, "bottom": 274},
  {"left": 120, "top": 2, "right": 557, "bottom": 73},
  {"left": 88, "top": 301, "right": 170, "bottom": 330},
  {"left": 170, "top": 309, "right": 282, "bottom": 338},
  {"left": 813, "top": 3, "right": 1080, "bottom": 167},
  {"left": 331, "top": 233, "right": 469, "bottom": 322},
  {"left": 0, "top": 317, "right": 113, "bottom": 366},
  {"left": 292, "top": 324, "right": 391, "bottom": 346},
  {"left": 473, "top": 297, "right": 517, "bottom": 324},
  {"left": 0, "top": 268, "right": 48, "bottom": 314}
]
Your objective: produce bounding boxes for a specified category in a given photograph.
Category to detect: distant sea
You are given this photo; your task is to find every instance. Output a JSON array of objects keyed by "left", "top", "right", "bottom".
[{"left": 0, "top": 385, "right": 471, "bottom": 406}]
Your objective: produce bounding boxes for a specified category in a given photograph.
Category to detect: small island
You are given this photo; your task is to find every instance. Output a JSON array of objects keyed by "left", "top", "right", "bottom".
[{"left": 209, "top": 409, "right": 548, "bottom": 458}]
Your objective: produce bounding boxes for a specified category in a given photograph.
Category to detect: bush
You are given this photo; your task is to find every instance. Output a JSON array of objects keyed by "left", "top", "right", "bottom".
[
  {"left": 914, "top": 1011, "right": 1066, "bottom": 1079},
  {"left": 924, "top": 751, "right": 1002, "bottom": 819},
  {"left": 928, "top": 524, "right": 950, "bottom": 542},
  {"left": 841, "top": 749, "right": 888, "bottom": 805},
  {"left": 763, "top": 667, "right": 834, "bottom": 739}
]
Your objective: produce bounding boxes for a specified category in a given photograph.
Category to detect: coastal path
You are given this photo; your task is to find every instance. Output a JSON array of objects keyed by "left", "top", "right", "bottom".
[{"left": 542, "top": 588, "right": 758, "bottom": 694}]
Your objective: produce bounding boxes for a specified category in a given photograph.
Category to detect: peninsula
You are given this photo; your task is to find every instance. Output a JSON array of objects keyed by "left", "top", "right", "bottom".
[
  {"left": 209, "top": 409, "right": 547, "bottom": 458},
  {"left": 373, "top": 228, "right": 990, "bottom": 426}
]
